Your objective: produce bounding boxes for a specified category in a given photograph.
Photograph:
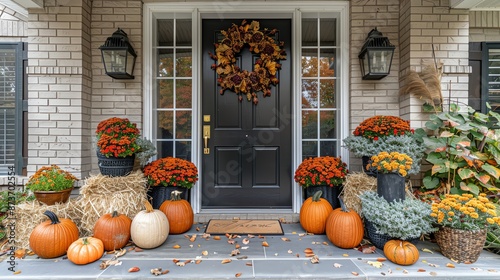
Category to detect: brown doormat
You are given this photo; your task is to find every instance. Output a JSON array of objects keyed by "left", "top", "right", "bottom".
[{"left": 205, "top": 219, "right": 284, "bottom": 235}]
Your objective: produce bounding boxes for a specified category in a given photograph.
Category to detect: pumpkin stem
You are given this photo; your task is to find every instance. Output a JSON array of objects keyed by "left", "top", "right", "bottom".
[
  {"left": 170, "top": 190, "right": 183, "bottom": 201},
  {"left": 82, "top": 237, "right": 89, "bottom": 245},
  {"left": 311, "top": 190, "right": 323, "bottom": 202},
  {"left": 144, "top": 200, "right": 154, "bottom": 213},
  {"left": 339, "top": 196, "right": 349, "bottom": 212},
  {"left": 111, "top": 210, "right": 119, "bottom": 218},
  {"left": 43, "top": 210, "right": 60, "bottom": 224}
]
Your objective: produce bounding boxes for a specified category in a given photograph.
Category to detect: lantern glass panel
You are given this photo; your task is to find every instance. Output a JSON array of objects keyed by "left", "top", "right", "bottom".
[{"left": 126, "top": 51, "right": 135, "bottom": 74}]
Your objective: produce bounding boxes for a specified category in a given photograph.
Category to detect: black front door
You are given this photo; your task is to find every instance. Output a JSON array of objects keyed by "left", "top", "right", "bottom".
[{"left": 201, "top": 19, "right": 292, "bottom": 209}]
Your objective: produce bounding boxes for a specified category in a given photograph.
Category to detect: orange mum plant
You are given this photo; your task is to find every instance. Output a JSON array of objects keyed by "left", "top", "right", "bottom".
[
  {"left": 95, "top": 117, "right": 141, "bottom": 158},
  {"left": 294, "top": 156, "right": 348, "bottom": 188},
  {"left": 143, "top": 157, "right": 198, "bottom": 189},
  {"left": 26, "top": 165, "right": 78, "bottom": 192},
  {"left": 353, "top": 115, "right": 412, "bottom": 140}
]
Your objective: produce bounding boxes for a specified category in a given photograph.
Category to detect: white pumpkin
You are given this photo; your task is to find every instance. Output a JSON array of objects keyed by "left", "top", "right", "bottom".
[{"left": 131, "top": 201, "right": 169, "bottom": 248}]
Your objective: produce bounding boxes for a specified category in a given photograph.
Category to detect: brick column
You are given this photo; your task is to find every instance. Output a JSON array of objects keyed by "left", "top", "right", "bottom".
[{"left": 26, "top": 0, "right": 92, "bottom": 178}]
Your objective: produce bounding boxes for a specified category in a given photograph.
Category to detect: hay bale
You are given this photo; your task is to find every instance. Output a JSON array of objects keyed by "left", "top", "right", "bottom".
[
  {"left": 77, "top": 170, "right": 148, "bottom": 235},
  {"left": 4, "top": 199, "right": 82, "bottom": 250},
  {"left": 340, "top": 172, "right": 377, "bottom": 216}
]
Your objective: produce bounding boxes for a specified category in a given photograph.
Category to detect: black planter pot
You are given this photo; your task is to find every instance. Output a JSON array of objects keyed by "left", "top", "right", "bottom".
[
  {"left": 361, "top": 156, "right": 377, "bottom": 177},
  {"left": 96, "top": 150, "right": 135, "bottom": 177},
  {"left": 147, "top": 185, "right": 190, "bottom": 209},
  {"left": 304, "top": 185, "right": 342, "bottom": 209},
  {"left": 364, "top": 219, "right": 419, "bottom": 249},
  {"left": 376, "top": 172, "right": 406, "bottom": 202}
]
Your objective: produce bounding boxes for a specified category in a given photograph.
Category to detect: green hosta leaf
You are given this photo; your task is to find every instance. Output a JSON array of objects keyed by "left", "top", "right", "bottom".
[
  {"left": 482, "top": 163, "right": 500, "bottom": 180},
  {"left": 431, "top": 164, "right": 446, "bottom": 175},
  {"left": 455, "top": 123, "right": 473, "bottom": 132},
  {"left": 458, "top": 168, "right": 476, "bottom": 179},
  {"left": 473, "top": 111, "right": 489, "bottom": 123},
  {"left": 423, "top": 137, "right": 448, "bottom": 151},
  {"left": 476, "top": 173, "right": 491, "bottom": 184},
  {"left": 426, "top": 152, "right": 447, "bottom": 165},
  {"left": 423, "top": 176, "right": 440, "bottom": 189},
  {"left": 449, "top": 161, "right": 460, "bottom": 169},
  {"left": 425, "top": 121, "right": 441, "bottom": 131},
  {"left": 460, "top": 182, "right": 480, "bottom": 196}
]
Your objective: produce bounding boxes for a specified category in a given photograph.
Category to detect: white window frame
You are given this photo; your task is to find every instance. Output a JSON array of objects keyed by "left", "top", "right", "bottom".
[{"left": 144, "top": 1, "right": 349, "bottom": 214}]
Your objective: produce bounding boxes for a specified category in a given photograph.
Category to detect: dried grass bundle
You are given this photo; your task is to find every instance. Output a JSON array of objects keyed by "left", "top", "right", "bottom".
[
  {"left": 340, "top": 172, "right": 377, "bottom": 215},
  {"left": 3, "top": 199, "right": 82, "bottom": 250},
  {"left": 77, "top": 170, "right": 148, "bottom": 235},
  {"left": 400, "top": 63, "right": 443, "bottom": 107}
]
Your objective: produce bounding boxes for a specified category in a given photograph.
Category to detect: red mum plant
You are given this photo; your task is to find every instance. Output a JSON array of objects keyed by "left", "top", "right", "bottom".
[
  {"left": 95, "top": 117, "right": 141, "bottom": 158},
  {"left": 353, "top": 115, "right": 412, "bottom": 140},
  {"left": 294, "top": 156, "right": 348, "bottom": 188},
  {"left": 143, "top": 157, "right": 198, "bottom": 189}
]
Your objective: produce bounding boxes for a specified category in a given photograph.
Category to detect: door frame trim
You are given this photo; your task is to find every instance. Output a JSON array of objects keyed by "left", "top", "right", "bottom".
[{"left": 143, "top": 1, "right": 350, "bottom": 214}]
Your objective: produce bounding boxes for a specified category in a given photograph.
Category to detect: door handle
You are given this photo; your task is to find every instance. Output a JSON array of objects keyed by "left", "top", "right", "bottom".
[{"left": 203, "top": 125, "right": 210, "bottom": 154}]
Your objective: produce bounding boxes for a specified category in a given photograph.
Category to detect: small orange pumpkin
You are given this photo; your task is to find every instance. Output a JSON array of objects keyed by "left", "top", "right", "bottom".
[
  {"left": 93, "top": 210, "right": 132, "bottom": 251},
  {"left": 29, "top": 210, "right": 79, "bottom": 258},
  {"left": 325, "top": 197, "right": 364, "bottom": 248},
  {"left": 383, "top": 240, "right": 419, "bottom": 265},
  {"left": 67, "top": 237, "right": 104, "bottom": 265},
  {"left": 299, "top": 190, "right": 333, "bottom": 234},
  {"left": 159, "top": 190, "right": 194, "bottom": 234}
]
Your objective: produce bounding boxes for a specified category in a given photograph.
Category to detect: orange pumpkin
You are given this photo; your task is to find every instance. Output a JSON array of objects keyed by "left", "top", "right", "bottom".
[
  {"left": 67, "top": 237, "right": 104, "bottom": 265},
  {"left": 93, "top": 210, "right": 132, "bottom": 251},
  {"left": 325, "top": 197, "right": 364, "bottom": 248},
  {"left": 29, "top": 210, "right": 79, "bottom": 258},
  {"left": 159, "top": 190, "right": 194, "bottom": 234},
  {"left": 299, "top": 191, "right": 333, "bottom": 234},
  {"left": 383, "top": 240, "right": 419, "bottom": 265}
]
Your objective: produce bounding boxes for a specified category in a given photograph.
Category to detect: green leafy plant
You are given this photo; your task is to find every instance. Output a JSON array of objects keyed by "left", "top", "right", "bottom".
[
  {"left": 25, "top": 165, "right": 78, "bottom": 192},
  {"left": 359, "top": 191, "right": 437, "bottom": 240},
  {"left": 135, "top": 137, "right": 157, "bottom": 167},
  {"left": 414, "top": 103, "right": 500, "bottom": 196}
]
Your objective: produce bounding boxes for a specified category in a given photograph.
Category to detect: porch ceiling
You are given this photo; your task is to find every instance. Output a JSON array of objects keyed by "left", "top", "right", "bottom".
[{"left": 451, "top": 0, "right": 500, "bottom": 10}]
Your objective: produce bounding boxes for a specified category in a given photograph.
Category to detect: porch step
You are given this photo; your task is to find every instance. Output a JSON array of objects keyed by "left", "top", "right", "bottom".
[{"left": 194, "top": 213, "right": 300, "bottom": 224}]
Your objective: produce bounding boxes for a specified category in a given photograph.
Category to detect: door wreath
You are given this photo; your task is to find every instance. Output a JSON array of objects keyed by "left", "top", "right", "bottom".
[{"left": 209, "top": 20, "right": 287, "bottom": 104}]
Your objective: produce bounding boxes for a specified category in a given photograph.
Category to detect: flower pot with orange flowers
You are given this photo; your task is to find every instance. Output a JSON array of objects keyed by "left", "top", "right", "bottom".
[
  {"left": 26, "top": 165, "right": 78, "bottom": 205},
  {"left": 294, "top": 156, "right": 348, "bottom": 209},
  {"left": 143, "top": 157, "right": 198, "bottom": 209}
]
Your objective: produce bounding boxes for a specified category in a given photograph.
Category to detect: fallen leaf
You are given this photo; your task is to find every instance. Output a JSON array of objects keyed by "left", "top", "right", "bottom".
[
  {"left": 258, "top": 235, "right": 265, "bottom": 239},
  {"left": 151, "top": 268, "right": 163, "bottom": 275},
  {"left": 304, "top": 248, "right": 314, "bottom": 254},
  {"left": 184, "top": 234, "right": 190, "bottom": 239},
  {"left": 246, "top": 261, "right": 252, "bottom": 266},
  {"left": 450, "top": 258, "right": 459, "bottom": 263},
  {"left": 403, "top": 269, "right": 409, "bottom": 274},
  {"left": 190, "top": 234, "right": 197, "bottom": 242},
  {"left": 342, "top": 253, "right": 349, "bottom": 257},
  {"left": 247, "top": 234, "right": 255, "bottom": 238},
  {"left": 235, "top": 272, "right": 242, "bottom": 277},
  {"left": 430, "top": 272, "right": 438, "bottom": 276},
  {"left": 446, "top": 263, "right": 455, "bottom": 268},
  {"left": 298, "top": 233, "right": 306, "bottom": 237},
  {"left": 176, "top": 262, "right": 185, "bottom": 267},
  {"left": 322, "top": 241, "right": 329, "bottom": 246},
  {"left": 14, "top": 249, "right": 26, "bottom": 259},
  {"left": 172, "top": 259, "right": 180, "bottom": 264},
  {"left": 162, "top": 270, "right": 170, "bottom": 275},
  {"left": 310, "top": 255, "right": 319, "bottom": 264},
  {"left": 281, "top": 237, "right": 290, "bottom": 242},
  {"left": 361, "top": 245, "right": 376, "bottom": 254},
  {"left": 241, "top": 246, "right": 249, "bottom": 250},
  {"left": 128, "top": 267, "right": 140, "bottom": 272},
  {"left": 377, "top": 258, "right": 387, "bottom": 262},
  {"left": 173, "top": 244, "right": 181, "bottom": 249},
  {"left": 228, "top": 240, "right": 236, "bottom": 245},
  {"left": 221, "top": 259, "right": 232, "bottom": 264},
  {"left": 235, "top": 243, "right": 241, "bottom": 249},
  {"left": 421, "top": 248, "right": 434, "bottom": 254},
  {"left": 464, "top": 261, "right": 472, "bottom": 264},
  {"left": 351, "top": 271, "right": 359, "bottom": 276},
  {"left": 237, "top": 255, "right": 248, "bottom": 260},
  {"left": 296, "top": 253, "right": 300, "bottom": 258},
  {"left": 262, "top": 241, "right": 269, "bottom": 247},
  {"left": 195, "top": 259, "right": 202, "bottom": 264},
  {"left": 184, "top": 260, "right": 192, "bottom": 265},
  {"left": 230, "top": 249, "right": 240, "bottom": 256},
  {"left": 115, "top": 248, "right": 127, "bottom": 258},
  {"left": 367, "top": 261, "right": 383, "bottom": 268},
  {"left": 242, "top": 238, "right": 250, "bottom": 245},
  {"left": 333, "top": 263, "right": 342, "bottom": 268},
  {"left": 471, "top": 267, "right": 483, "bottom": 271},
  {"left": 134, "top": 247, "right": 143, "bottom": 252},
  {"left": 305, "top": 252, "right": 315, "bottom": 257},
  {"left": 418, "top": 269, "right": 426, "bottom": 272},
  {"left": 13, "top": 271, "right": 21, "bottom": 275},
  {"left": 189, "top": 244, "right": 193, "bottom": 248},
  {"left": 287, "top": 249, "right": 293, "bottom": 254},
  {"left": 202, "top": 250, "right": 208, "bottom": 256},
  {"left": 488, "top": 269, "right": 498, "bottom": 272},
  {"left": 196, "top": 227, "right": 200, "bottom": 231},
  {"left": 213, "top": 236, "right": 221, "bottom": 240},
  {"left": 428, "top": 263, "right": 440, "bottom": 267}
]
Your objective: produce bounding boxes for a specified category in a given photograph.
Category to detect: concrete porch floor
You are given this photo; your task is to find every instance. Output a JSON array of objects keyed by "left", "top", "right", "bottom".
[{"left": 1, "top": 223, "right": 500, "bottom": 279}]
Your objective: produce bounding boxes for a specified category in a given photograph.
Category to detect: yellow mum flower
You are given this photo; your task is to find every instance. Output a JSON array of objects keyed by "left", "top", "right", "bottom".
[
  {"left": 470, "top": 212, "right": 479, "bottom": 219},
  {"left": 487, "top": 218, "right": 495, "bottom": 224},
  {"left": 448, "top": 211, "right": 454, "bottom": 216},
  {"left": 487, "top": 209, "right": 496, "bottom": 216}
]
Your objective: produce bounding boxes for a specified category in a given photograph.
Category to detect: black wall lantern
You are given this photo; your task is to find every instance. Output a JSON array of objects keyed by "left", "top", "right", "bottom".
[
  {"left": 99, "top": 28, "right": 137, "bottom": 79},
  {"left": 358, "top": 28, "right": 395, "bottom": 80}
]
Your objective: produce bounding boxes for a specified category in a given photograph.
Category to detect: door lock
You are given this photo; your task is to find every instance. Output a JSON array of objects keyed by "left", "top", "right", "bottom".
[{"left": 203, "top": 125, "right": 210, "bottom": 154}]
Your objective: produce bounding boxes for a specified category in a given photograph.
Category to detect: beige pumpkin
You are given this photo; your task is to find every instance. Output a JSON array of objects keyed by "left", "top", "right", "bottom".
[{"left": 131, "top": 201, "right": 169, "bottom": 249}]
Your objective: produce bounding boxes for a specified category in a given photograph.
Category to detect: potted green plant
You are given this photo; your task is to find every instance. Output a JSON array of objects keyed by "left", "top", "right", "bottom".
[
  {"left": 143, "top": 157, "right": 199, "bottom": 208},
  {"left": 368, "top": 151, "right": 413, "bottom": 202},
  {"left": 343, "top": 115, "right": 425, "bottom": 176},
  {"left": 413, "top": 102, "right": 500, "bottom": 197},
  {"left": 294, "top": 156, "right": 348, "bottom": 208},
  {"left": 359, "top": 191, "right": 437, "bottom": 249},
  {"left": 431, "top": 193, "right": 500, "bottom": 263},
  {"left": 25, "top": 165, "right": 78, "bottom": 205}
]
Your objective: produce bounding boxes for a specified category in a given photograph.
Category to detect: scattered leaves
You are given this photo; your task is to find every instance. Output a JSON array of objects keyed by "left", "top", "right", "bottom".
[
  {"left": 351, "top": 271, "right": 359, "bottom": 276},
  {"left": 235, "top": 243, "right": 241, "bottom": 249},
  {"left": 128, "top": 267, "right": 140, "bottom": 273},
  {"left": 421, "top": 248, "right": 434, "bottom": 254},
  {"left": 446, "top": 263, "right": 455, "bottom": 268},
  {"left": 342, "top": 254, "right": 349, "bottom": 257},
  {"left": 189, "top": 234, "right": 197, "bottom": 242},
  {"left": 195, "top": 259, "right": 202, "bottom": 264},
  {"left": 213, "top": 236, "right": 221, "bottom": 240},
  {"left": 262, "top": 241, "right": 269, "bottom": 247},
  {"left": 333, "top": 263, "right": 342, "bottom": 268},
  {"left": 13, "top": 271, "right": 21, "bottom": 275},
  {"left": 150, "top": 268, "right": 163, "bottom": 276},
  {"left": 202, "top": 250, "right": 208, "bottom": 256},
  {"left": 322, "top": 241, "right": 329, "bottom": 246},
  {"left": 281, "top": 237, "right": 291, "bottom": 242},
  {"left": 235, "top": 273, "right": 242, "bottom": 277},
  {"left": 242, "top": 238, "right": 250, "bottom": 245},
  {"left": 367, "top": 261, "right": 383, "bottom": 268},
  {"left": 176, "top": 262, "right": 185, "bottom": 267},
  {"left": 287, "top": 249, "right": 293, "bottom": 254},
  {"left": 377, "top": 258, "right": 387, "bottom": 262},
  {"left": 246, "top": 261, "right": 252, "bottom": 266},
  {"left": 403, "top": 269, "right": 409, "bottom": 274},
  {"left": 357, "top": 245, "right": 376, "bottom": 254},
  {"left": 230, "top": 249, "right": 240, "bottom": 256},
  {"left": 221, "top": 259, "right": 232, "bottom": 264},
  {"left": 418, "top": 269, "right": 426, "bottom": 272},
  {"left": 310, "top": 255, "right": 320, "bottom": 264},
  {"left": 173, "top": 244, "right": 181, "bottom": 249}
]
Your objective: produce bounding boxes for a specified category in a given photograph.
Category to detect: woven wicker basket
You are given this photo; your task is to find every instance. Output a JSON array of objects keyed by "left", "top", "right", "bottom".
[{"left": 435, "top": 227, "right": 487, "bottom": 263}]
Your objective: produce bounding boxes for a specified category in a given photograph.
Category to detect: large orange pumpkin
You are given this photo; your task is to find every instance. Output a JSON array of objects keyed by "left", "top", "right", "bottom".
[
  {"left": 67, "top": 237, "right": 104, "bottom": 265},
  {"left": 299, "top": 191, "right": 333, "bottom": 234},
  {"left": 383, "top": 240, "right": 419, "bottom": 265},
  {"left": 159, "top": 190, "right": 193, "bottom": 234},
  {"left": 29, "top": 210, "right": 79, "bottom": 258},
  {"left": 325, "top": 197, "right": 364, "bottom": 248},
  {"left": 93, "top": 210, "right": 132, "bottom": 251},
  {"left": 131, "top": 200, "right": 169, "bottom": 248}
]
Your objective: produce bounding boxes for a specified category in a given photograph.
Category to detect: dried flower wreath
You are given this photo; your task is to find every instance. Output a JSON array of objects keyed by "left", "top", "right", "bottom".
[{"left": 209, "top": 20, "right": 287, "bottom": 104}]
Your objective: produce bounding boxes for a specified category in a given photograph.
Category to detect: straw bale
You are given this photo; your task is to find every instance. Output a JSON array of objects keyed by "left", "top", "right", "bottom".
[
  {"left": 77, "top": 170, "right": 148, "bottom": 235},
  {"left": 340, "top": 172, "right": 377, "bottom": 216},
  {"left": 3, "top": 199, "right": 82, "bottom": 250}
]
